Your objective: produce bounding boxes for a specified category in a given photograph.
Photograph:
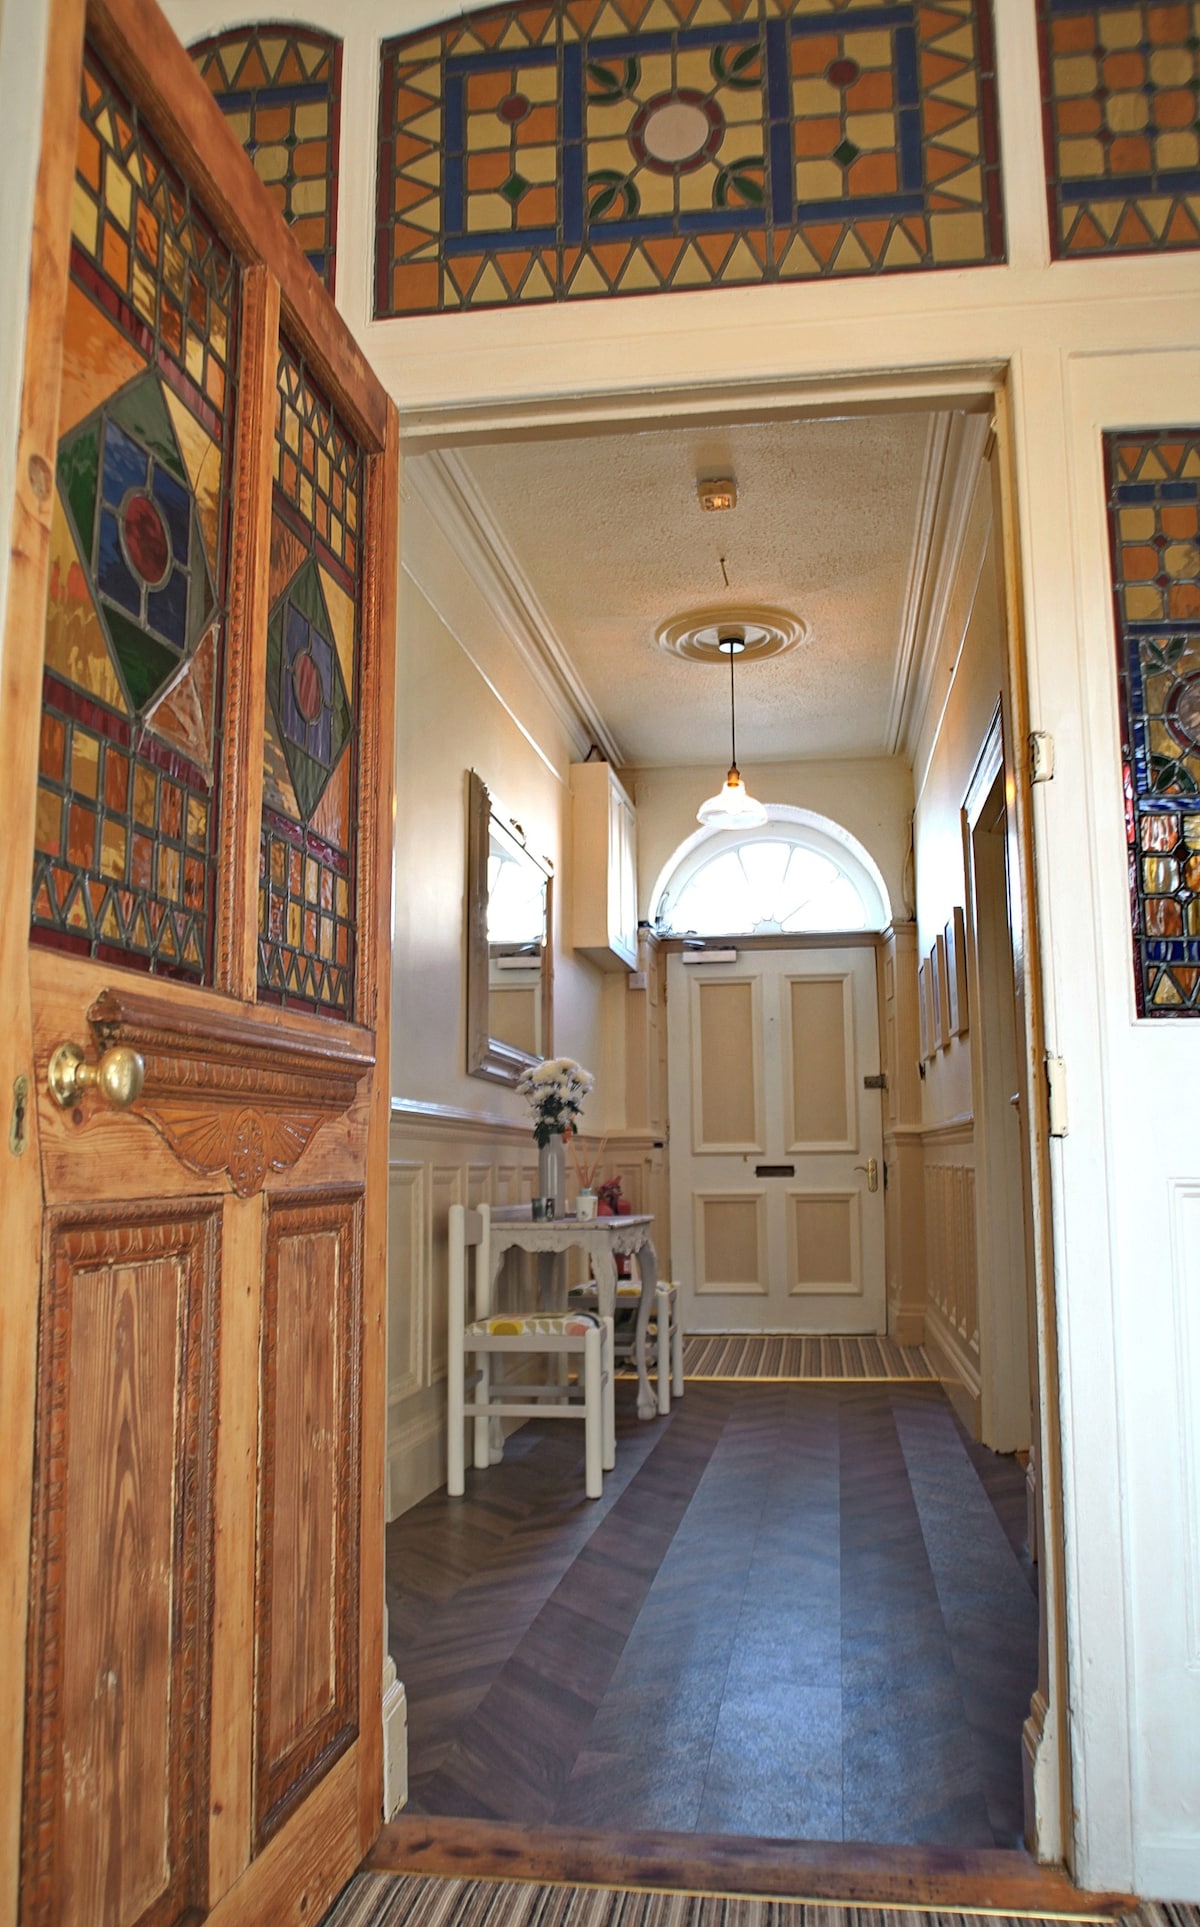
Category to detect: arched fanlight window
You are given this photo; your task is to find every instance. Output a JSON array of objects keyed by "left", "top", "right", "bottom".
[{"left": 652, "top": 811, "right": 889, "bottom": 937}]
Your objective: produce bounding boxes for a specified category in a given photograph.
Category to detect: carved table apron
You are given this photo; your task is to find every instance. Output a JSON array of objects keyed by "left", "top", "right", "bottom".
[{"left": 488, "top": 1209, "right": 660, "bottom": 1422}]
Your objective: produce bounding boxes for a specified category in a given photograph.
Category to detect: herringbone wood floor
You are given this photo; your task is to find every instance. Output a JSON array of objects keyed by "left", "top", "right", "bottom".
[{"left": 385, "top": 1381, "right": 1037, "bottom": 1849}]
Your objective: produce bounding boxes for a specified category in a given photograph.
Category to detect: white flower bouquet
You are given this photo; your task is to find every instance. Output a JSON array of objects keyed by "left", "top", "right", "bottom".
[{"left": 516, "top": 1056, "right": 594, "bottom": 1148}]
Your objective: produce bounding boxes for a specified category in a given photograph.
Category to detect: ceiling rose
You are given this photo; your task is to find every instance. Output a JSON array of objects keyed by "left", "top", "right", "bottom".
[{"left": 655, "top": 605, "right": 808, "bottom": 665}]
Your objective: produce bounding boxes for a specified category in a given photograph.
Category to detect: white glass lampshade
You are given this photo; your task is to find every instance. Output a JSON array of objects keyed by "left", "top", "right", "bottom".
[{"left": 696, "top": 767, "right": 768, "bottom": 829}]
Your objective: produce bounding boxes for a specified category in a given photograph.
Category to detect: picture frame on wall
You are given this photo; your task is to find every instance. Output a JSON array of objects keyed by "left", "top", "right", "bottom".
[
  {"left": 924, "top": 963, "right": 936, "bottom": 1071},
  {"left": 936, "top": 936, "right": 951, "bottom": 1055},
  {"left": 945, "top": 905, "right": 969, "bottom": 1037},
  {"left": 926, "top": 947, "right": 940, "bottom": 1058}
]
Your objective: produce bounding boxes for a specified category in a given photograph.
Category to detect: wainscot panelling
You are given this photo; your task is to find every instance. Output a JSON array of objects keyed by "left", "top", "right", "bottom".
[
  {"left": 922, "top": 1119, "right": 981, "bottom": 1433},
  {"left": 880, "top": 922, "right": 926, "bottom": 1344},
  {"left": 386, "top": 1101, "right": 660, "bottom": 1519}
]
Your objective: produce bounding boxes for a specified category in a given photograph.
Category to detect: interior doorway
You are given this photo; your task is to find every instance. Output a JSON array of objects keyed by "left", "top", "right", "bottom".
[{"left": 394, "top": 367, "right": 1066, "bottom": 1866}]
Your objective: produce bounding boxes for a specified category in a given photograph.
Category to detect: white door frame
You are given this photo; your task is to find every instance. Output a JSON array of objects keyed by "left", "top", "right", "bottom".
[{"left": 408, "top": 358, "right": 1068, "bottom": 1867}]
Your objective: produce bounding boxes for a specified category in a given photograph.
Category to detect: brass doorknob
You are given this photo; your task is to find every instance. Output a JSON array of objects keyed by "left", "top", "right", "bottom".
[
  {"left": 853, "top": 1156, "right": 879, "bottom": 1193},
  {"left": 48, "top": 1041, "right": 145, "bottom": 1110}
]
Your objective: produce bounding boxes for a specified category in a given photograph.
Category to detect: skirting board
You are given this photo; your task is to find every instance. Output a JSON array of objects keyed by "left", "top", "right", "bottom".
[{"left": 383, "top": 1664, "right": 407, "bottom": 1821}]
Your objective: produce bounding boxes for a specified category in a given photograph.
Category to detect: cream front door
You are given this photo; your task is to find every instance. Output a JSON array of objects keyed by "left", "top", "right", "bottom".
[{"left": 667, "top": 945, "right": 886, "bottom": 1334}]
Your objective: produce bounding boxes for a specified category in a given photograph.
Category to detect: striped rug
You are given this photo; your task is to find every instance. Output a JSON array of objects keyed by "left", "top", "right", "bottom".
[
  {"left": 680, "top": 1334, "right": 933, "bottom": 1381},
  {"left": 323, "top": 1874, "right": 1189, "bottom": 1927}
]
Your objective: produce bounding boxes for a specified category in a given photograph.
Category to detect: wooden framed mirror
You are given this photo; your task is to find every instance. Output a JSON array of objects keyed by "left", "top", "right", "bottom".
[{"left": 467, "top": 769, "right": 553, "bottom": 1084}]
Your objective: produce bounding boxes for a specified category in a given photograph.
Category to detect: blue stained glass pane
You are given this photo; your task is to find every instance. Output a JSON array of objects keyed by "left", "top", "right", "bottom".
[
  {"left": 153, "top": 465, "right": 191, "bottom": 563},
  {"left": 97, "top": 507, "right": 141, "bottom": 613},
  {"left": 147, "top": 565, "right": 189, "bottom": 648},
  {"left": 101, "top": 418, "right": 149, "bottom": 505}
]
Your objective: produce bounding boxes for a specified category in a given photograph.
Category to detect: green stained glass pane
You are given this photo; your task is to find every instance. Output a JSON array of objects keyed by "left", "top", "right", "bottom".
[
  {"left": 58, "top": 427, "right": 99, "bottom": 556},
  {"left": 109, "top": 378, "right": 187, "bottom": 483},
  {"left": 105, "top": 607, "right": 180, "bottom": 710}
]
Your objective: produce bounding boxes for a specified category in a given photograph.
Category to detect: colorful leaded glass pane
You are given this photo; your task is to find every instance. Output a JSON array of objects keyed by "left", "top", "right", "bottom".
[
  {"left": 190, "top": 26, "right": 343, "bottom": 291},
  {"left": 259, "top": 340, "right": 361, "bottom": 1016},
  {"left": 375, "top": 0, "right": 1004, "bottom": 315},
  {"left": 1037, "top": 2, "right": 1200, "bottom": 258},
  {"left": 1106, "top": 428, "right": 1200, "bottom": 1015},
  {"left": 32, "top": 42, "right": 239, "bottom": 981}
]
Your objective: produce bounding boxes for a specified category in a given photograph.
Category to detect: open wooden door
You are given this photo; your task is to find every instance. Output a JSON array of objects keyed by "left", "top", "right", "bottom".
[{"left": 0, "top": 1, "right": 398, "bottom": 1922}]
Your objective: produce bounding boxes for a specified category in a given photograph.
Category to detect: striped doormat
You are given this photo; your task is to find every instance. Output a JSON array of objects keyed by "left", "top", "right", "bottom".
[
  {"left": 323, "top": 1874, "right": 1190, "bottom": 1927},
  {"left": 680, "top": 1334, "right": 933, "bottom": 1381}
]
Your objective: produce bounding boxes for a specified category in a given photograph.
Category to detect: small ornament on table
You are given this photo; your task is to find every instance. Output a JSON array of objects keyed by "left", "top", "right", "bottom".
[{"left": 569, "top": 1132, "right": 608, "bottom": 1219}]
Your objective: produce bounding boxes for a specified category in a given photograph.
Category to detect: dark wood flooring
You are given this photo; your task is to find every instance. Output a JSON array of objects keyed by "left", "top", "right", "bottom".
[{"left": 385, "top": 1380, "right": 1038, "bottom": 1853}]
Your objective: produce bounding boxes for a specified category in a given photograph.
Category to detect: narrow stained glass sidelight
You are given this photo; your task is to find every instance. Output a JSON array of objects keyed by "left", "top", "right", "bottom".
[
  {"left": 259, "top": 339, "right": 361, "bottom": 1016},
  {"left": 376, "top": 0, "right": 1004, "bottom": 316},
  {"left": 32, "top": 40, "right": 239, "bottom": 982},
  {"left": 1037, "top": 2, "right": 1200, "bottom": 258},
  {"left": 1105, "top": 428, "right": 1200, "bottom": 1015},
  {"left": 190, "top": 26, "right": 343, "bottom": 291}
]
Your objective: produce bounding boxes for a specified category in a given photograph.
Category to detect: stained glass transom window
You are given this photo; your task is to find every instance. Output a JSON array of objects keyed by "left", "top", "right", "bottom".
[
  {"left": 1106, "top": 428, "right": 1200, "bottom": 1015},
  {"left": 191, "top": 27, "right": 343, "bottom": 291},
  {"left": 259, "top": 340, "right": 362, "bottom": 1015},
  {"left": 1037, "top": 2, "right": 1200, "bottom": 258},
  {"left": 32, "top": 43, "right": 239, "bottom": 981},
  {"left": 376, "top": 0, "right": 1003, "bottom": 316}
]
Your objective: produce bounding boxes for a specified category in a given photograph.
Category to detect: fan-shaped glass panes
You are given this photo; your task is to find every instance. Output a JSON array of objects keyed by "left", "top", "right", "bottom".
[{"left": 661, "top": 836, "right": 874, "bottom": 936}]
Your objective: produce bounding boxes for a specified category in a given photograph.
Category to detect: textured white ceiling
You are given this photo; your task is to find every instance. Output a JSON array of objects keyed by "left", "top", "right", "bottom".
[{"left": 424, "top": 410, "right": 944, "bottom": 768}]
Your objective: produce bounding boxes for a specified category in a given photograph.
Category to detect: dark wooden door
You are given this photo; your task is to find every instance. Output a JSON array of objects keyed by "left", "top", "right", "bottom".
[{"left": 0, "top": 2, "right": 398, "bottom": 1922}]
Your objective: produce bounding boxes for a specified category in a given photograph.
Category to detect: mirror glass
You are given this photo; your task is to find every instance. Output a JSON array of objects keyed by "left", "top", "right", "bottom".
[{"left": 467, "top": 770, "right": 553, "bottom": 1084}]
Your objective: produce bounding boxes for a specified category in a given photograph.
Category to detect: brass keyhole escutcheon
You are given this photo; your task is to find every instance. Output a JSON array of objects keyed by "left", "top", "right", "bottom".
[
  {"left": 9, "top": 1075, "right": 29, "bottom": 1155},
  {"left": 48, "top": 1041, "right": 145, "bottom": 1111}
]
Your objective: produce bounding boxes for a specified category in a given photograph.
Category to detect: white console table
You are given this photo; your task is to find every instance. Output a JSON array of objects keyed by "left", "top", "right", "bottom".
[{"left": 488, "top": 1208, "right": 661, "bottom": 1421}]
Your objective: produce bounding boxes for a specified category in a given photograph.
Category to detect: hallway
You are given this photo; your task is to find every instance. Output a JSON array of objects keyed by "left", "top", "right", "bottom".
[{"left": 385, "top": 1381, "right": 1037, "bottom": 1849}]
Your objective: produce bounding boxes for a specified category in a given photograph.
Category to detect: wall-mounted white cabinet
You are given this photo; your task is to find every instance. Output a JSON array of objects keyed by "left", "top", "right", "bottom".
[{"left": 571, "top": 762, "right": 637, "bottom": 971}]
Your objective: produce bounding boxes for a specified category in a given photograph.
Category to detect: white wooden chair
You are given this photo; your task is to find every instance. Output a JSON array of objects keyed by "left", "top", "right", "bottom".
[
  {"left": 447, "top": 1202, "right": 615, "bottom": 1500},
  {"left": 571, "top": 1271, "right": 684, "bottom": 1415}
]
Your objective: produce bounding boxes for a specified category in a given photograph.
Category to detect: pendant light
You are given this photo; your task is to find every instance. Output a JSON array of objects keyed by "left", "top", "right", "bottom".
[{"left": 696, "top": 627, "right": 767, "bottom": 828}]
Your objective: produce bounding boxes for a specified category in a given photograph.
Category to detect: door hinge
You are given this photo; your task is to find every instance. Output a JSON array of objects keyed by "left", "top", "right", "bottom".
[
  {"left": 1045, "top": 1053, "right": 1068, "bottom": 1137},
  {"left": 9, "top": 1074, "right": 29, "bottom": 1156},
  {"left": 863, "top": 1072, "right": 886, "bottom": 1090},
  {"left": 1029, "top": 731, "right": 1055, "bottom": 783}
]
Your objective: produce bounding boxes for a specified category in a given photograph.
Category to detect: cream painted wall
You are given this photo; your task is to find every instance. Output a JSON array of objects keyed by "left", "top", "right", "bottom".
[
  {"left": 396, "top": 474, "right": 611, "bottom": 1123},
  {"left": 630, "top": 757, "right": 913, "bottom": 928},
  {"left": 913, "top": 461, "right": 1001, "bottom": 1131}
]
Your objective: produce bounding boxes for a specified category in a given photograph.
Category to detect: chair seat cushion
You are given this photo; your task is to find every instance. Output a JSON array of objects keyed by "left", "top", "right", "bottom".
[{"left": 467, "top": 1312, "right": 601, "bottom": 1337}]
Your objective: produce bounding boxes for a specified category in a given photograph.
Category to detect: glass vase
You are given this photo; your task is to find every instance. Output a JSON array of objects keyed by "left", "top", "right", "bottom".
[{"left": 537, "top": 1136, "right": 563, "bottom": 1214}]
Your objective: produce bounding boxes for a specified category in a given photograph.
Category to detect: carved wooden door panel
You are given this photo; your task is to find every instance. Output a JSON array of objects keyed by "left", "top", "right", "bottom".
[{"left": 0, "top": 2, "right": 397, "bottom": 1925}]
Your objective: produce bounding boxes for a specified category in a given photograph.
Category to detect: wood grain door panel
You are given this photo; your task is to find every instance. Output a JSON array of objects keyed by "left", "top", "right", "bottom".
[
  {"left": 255, "top": 1190, "right": 363, "bottom": 1848},
  {"left": 22, "top": 1203, "right": 221, "bottom": 1927}
]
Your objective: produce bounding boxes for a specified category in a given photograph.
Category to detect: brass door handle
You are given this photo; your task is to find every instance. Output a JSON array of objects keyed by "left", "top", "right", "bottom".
[
  {"left": 854, "top": 1156, "right": 879, "bottom": 1193},
  {"left": 48, "top": 1041, "right": 144, "bottom": 1110}
]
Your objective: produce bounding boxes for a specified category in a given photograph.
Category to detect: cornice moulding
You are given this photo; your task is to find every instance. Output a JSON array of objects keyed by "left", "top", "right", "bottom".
[{"left": 405, "top": 450, "right": 624, "bottom": 767}]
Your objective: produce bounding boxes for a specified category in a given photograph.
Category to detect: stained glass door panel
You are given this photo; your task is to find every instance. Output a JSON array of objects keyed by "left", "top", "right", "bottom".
[
  {"left": 32, "top": 41, "right": 238, "bottom": 981},
  {"left": 259, "top": 338, "right": 362, "bottom": 1014}
]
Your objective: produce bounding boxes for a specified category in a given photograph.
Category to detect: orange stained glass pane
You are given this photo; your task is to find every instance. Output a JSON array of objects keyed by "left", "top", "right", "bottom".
[
  {"left": 40, "top": 713, "right": 66, "bottom": 781},
  {"left": 67, "top": 802, "right": 96, "bottom": 869}
]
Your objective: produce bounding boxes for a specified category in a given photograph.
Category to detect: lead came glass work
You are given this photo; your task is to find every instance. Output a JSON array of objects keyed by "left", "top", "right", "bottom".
[
  {"left": 190, "top": 27, "right": 343, "bottom": 291},
  {"left": 1037, "top": 2, "right": 1200, "bottom": 258},
  {"left": 376, "top": 0, "right": 1004, "bottom": 315},
  {"left": 32, "top": 44, "right": 239, "bottom": 981},
  {"left": 258, "top": 341, "right": 361, "bottom": 1016},
  {"left": 1106, "top": 428, "right": 1200, "bottom": 1014}
]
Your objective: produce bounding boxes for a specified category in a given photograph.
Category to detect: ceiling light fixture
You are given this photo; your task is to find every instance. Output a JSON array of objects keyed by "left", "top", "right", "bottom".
[
  {"left": 697, "top": 476, "right": 737, "bottom": 513},
  {"left": 696, "top": 627, "right": 768, "bottom": 829}
]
